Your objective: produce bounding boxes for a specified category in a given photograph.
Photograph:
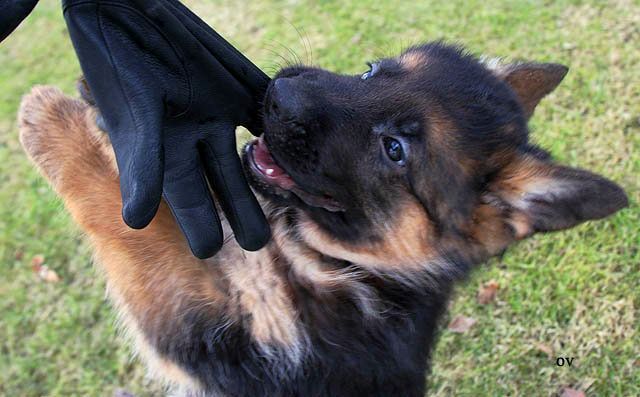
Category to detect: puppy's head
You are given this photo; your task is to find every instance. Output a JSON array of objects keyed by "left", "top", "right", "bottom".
[{"left": 244, "top": 42, "right": 627, "bottom": 277}]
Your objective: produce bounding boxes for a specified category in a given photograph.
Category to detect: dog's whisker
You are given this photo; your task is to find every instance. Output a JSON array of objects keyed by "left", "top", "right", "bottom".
[
  {"left": 262, "top": 44, "right": 300, "bottom": 70},
  {"left": 283, "top": 17, "right": 314, "bottom": 66},
  {"left": 265, "top": 40, "right": 304, "bottom": 67}
]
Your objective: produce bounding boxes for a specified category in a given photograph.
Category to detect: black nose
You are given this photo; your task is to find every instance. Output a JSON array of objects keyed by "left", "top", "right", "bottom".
[{"left": 269, "top": 77, "right": 306, "bottom": 123}]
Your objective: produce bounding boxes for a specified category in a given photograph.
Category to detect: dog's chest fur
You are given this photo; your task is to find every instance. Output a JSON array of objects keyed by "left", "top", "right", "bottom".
[{"left": 155, "top": 207, "right": 451, "bottom": 397}]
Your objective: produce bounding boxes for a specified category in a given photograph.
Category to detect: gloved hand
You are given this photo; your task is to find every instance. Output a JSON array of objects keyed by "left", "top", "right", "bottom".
[
  {"left": 63, "top": 0, "right": 271, "bottom": 258},
  {"left": 0, "top": 0, "right": 39, "bottom": 42}
]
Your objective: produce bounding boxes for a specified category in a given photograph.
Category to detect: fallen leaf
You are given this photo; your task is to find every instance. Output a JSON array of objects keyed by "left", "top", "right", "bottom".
[
  {"left": 31, "top": 254, "right": 45, "bottom": 270},
  {"left": 447, "top": 315, "right": 476, "bottom": 333},
  {"left": 34, "top": 265, "right": 60, "bottom": 283},
  {"left": 477, "top": 280, "right": 500, "bottom": 304},
  {"left": 532, "top": 342, "right": 554, "bottom": 359},
  {"left": 561, "top": 387, "right": 585, "bottom": 397}
]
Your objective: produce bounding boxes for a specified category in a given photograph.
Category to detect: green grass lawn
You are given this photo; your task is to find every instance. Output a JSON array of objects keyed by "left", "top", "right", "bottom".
[{"left": 1, "top": 0, "right": 638, "bottom": 396}]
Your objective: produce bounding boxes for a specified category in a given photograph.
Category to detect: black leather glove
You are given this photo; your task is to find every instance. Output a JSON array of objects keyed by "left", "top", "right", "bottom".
[
  {"left": 0, "top": 0, "right": 39, "bottom": 42},
  {"left": 63, "top": 0, "right": 271, "bottom": 258}
]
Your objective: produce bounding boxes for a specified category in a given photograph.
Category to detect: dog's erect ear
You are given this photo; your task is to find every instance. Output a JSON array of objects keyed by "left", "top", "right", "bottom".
[
  {"left": 494, "top": 63, "right": 568, "bottom": 119},
  {"left": 488, "top": 155, "right": 628, "bottom": 238}
]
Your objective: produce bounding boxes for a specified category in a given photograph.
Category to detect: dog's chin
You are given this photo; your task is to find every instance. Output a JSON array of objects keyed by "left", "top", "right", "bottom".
[{"left": 243, "top": 136, "right": 345, "bottom": 212}]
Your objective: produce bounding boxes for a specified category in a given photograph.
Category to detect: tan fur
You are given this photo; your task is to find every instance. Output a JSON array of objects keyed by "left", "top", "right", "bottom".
[
  {"left": 490, "top": 154, "right": 556, "bottom": 237},
  {"left": 400, "top": 51, "right": 429, "bottom": 71},
  {"left": 297, "top": 198, "right": 438, "bottom": 272},
  {"left": 463, "top": 156, "right": 561, "bottom": 255},
  {"left": 493, "top": 157, "right": 553, "bottom": 201},
  {"left": 468, "top": 204, "right": 511, "bottom": 255},
  {"left": 224, "top": 249, "right": 303, "bottom": 357},
  {"left": 273, "top": 217, "right": 380, "bottom": 316}
]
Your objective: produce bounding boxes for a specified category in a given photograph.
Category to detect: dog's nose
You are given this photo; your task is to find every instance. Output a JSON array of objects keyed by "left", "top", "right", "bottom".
[{"left": 269, "top": 77, "right": 306, "bottom": 123}]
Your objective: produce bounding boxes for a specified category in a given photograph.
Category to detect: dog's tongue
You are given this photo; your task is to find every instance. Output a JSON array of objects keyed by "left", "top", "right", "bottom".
[{"left": 253, "top": 137, "right": 296, "bottom": 190}]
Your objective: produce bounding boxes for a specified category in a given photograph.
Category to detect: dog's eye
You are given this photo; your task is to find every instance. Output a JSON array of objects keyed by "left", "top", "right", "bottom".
[
  {"left": 361, "top": 62, "right": 380, "bottom": 80},
  {"left": 382, "top": 137, "right": 405, "bottom": 164}
]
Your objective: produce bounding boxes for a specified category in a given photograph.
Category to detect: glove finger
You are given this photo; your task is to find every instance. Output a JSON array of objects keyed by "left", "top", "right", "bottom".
[
  {"left": 64, "top": 2, "right": 172, "bottom": 229},
  {"left": 102, "top": 95, "right": 164, "bottom": 229},
  {"left": 200, "top": 126, "right": 270, "bottom": 251},
  {"left": 116, "top": 104, "right": 165, "bottom": 229},
  {"left": 163, "top": 137, "right": 224, "bottom": 259},
  {"left": 0, "top": 0, "right": 39, "bottom": 42}
]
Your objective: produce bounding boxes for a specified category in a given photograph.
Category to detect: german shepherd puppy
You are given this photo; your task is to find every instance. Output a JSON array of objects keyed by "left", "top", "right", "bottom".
[{"left": 19, "top": 42, "right": 627, "bottom": 396}]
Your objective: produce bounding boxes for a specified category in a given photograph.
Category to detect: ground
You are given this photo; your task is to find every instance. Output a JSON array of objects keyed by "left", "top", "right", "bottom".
[{"left": 0, "top": 0, "right": 638, "bottom": 396}]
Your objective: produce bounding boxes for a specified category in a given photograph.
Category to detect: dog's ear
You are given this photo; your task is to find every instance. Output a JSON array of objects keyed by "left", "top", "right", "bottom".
[
  {"left": 493, "top": 62, "right": 568, "bottom": 119},
  {"left": 487, "top": 154, "right": 627, "bottom": 239}
]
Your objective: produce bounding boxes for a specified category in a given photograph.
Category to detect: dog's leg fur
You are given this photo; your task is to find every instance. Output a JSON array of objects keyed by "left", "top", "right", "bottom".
[{"left": 19, "top": 86, "right": 219, "bottom": 390}]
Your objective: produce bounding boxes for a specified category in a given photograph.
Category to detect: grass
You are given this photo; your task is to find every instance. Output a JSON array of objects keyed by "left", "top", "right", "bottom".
[{"left": 0, "top": 0, "right": 638, "bottom": 396}]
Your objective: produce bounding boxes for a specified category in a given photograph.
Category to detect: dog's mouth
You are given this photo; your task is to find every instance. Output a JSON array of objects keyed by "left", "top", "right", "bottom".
[{"left": 246, "top": 136, "right": 344, "bottom": 212}]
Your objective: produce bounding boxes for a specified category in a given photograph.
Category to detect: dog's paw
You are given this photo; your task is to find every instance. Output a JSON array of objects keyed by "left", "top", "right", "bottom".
[{"left": 18, "top": 85, "right": 97, "bottom": 188}]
